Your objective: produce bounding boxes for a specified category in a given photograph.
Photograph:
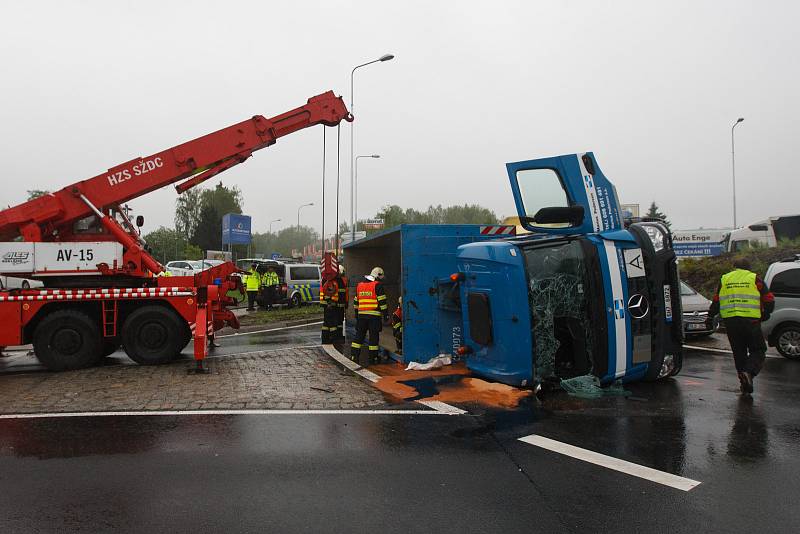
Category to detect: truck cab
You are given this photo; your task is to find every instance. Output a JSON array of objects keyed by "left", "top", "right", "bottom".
[{"left": 457, "top": 153, "right": 683, "bottom": 387}]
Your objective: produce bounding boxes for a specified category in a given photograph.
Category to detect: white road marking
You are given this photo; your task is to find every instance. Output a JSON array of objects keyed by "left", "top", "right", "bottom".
[
  {"left": 321, "top": 344, "right": 467, "bottom": 415},
  {"left": 0, "top": 409, "right": 459, "bottom": 420},
  {"left": 217, "top": 321, "right": 323, "bottom": 338},
  {"left": 518, "top": 434, "right": 701, "bottom": 492},
  {"left": 683, "top": 344, "right": 782, "bottom": 359}
]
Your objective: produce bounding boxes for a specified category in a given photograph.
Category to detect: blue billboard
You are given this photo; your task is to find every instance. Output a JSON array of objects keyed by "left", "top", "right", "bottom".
[{"left": 222, "top": 213, "right": 252, "bottom": 245}]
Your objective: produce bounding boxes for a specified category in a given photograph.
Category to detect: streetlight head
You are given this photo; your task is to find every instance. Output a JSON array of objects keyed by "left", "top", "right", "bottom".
[
  {"left": 379, "top": 54, "right": 395, "bottom": 62},
  {"left": 737, "top": 117, "right": 744, "bottom": 123},
  {"left": 309, "top": 202, "right": 315, "bottom": 206},
  {"left": 371, "top": 154, "right": 380, "bottom": 158}
]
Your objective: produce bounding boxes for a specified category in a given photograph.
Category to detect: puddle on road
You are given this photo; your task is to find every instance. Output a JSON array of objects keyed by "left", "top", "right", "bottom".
[{"left": 371, "top": 362, "right": 532, "bottom": 409}]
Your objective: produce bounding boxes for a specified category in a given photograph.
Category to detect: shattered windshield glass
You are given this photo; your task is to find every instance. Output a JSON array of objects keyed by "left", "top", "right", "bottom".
[{"left": 523, "top": 240, "right": 593, "bottom": 382}]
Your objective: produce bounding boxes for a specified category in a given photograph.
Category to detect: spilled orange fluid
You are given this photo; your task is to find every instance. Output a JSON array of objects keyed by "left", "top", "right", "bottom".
[{"left": 370, "top": 361, "right": 531, "bottom": 408}]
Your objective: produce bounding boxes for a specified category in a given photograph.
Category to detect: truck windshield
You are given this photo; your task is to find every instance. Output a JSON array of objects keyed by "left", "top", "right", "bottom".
[{"left": 522, "top": 240, "right": 594, "bottom": 382}]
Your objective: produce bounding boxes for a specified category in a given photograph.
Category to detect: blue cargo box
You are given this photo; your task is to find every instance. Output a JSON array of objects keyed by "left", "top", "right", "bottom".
[{"left": 343, "top": 224, "right": 512, "bottom": 363}]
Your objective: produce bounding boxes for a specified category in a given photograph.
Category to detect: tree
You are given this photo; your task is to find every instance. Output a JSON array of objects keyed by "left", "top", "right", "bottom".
[
  {"left": 27, "top": 189, "right": 50, "bottom": 201},
  {"left": 186, "top": 182, "right": 244, "bottom": 251},
  {"left": 192, "top": 203, "right": 222, "bottom": 251},
  {"left": 143, "top": 226, "right": 189, "bottom": 263},
  {"left": 251, "top": 226, "right": 318, "bottom": 258},
  {"left": 645, "top": 201, "right": 672, "bottom": 230},
  {"left": 175, "top": 189, "right": 203, "bottom": 237}
]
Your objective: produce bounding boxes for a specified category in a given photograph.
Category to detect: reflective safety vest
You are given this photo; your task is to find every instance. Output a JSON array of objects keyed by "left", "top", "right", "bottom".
[
  {"left": 246, "top": 269, "right": 260, "bottom": 292},
  {"left": 262, "top": 271, "right": 279, "bottom": 286},
  {"left": 719, "top": 269, "right": 761, "bottom": 319},
  {"left": 355, "top": 280, "right": 387, "bottom": 317}
]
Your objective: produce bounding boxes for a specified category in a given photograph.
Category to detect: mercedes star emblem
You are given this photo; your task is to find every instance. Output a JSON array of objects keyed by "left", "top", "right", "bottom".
[{"left": 627, "top": 293, "right": 650, "bottom": 320}]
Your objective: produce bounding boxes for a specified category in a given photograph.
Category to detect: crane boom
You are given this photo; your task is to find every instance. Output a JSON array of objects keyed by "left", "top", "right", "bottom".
[{"left": 0, "top": 91, "right": 352, "bottom": 243}]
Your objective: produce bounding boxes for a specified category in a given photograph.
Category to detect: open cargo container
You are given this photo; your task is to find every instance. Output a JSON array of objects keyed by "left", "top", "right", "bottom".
[{"left": 342, "top": 224, "right": 514, "bottom": 363}]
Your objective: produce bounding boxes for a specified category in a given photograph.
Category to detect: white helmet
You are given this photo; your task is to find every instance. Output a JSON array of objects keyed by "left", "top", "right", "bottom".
[
  {"left": 370, "top": 267, "right": 385, "bottom": 280},
  {"left": 339, "top": 265, "right": 345, "bottom": 275}
]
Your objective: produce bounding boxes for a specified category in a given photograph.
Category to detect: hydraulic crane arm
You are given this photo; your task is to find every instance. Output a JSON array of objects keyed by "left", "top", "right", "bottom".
[{"left": 0, "top": 91, "right": 352, "bottom": 243}]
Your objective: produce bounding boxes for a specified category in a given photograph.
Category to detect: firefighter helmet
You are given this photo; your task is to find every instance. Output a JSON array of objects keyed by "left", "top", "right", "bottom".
[{"left": 370, "top": 267, "right": 385, "bottom": 280}]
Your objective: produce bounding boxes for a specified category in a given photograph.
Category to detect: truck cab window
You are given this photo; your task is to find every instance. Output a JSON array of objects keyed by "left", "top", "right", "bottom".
[
  {"left": 523, "top": 240, "right": 593, "bottom": 382},
  {"left": 515, "top": 168, "right": 571, "bottom": 228}
]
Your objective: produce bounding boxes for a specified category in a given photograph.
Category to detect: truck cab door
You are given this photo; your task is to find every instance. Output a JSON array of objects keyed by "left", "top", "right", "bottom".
[{"left": 506, "top": 152, "right": 623, "bottom": 235}]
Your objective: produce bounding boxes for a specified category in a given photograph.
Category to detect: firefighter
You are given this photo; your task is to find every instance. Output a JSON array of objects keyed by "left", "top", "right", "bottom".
[
  {"left": 321, "top": 265, "right": 348, "bottom": 343},
  {"left": 709, "top": 258, "right": 775, "bottom": 395},
  {"left": 350, "top": 266, "right": 389, "bottom": 365},
  {"left": 245, "top": 263, "right": 260, "bottom": 311},
  {"left": 334, "top": 265, "right": 348, "bottom": 341},
  {"left": 261, "top": 266, "right": 280, "bottom": 310},
  {"left": 391, "top": 295, "right": 403, "bottom": 354}
]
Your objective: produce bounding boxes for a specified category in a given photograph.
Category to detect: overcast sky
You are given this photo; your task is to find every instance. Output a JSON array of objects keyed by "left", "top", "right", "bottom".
[{"left": 1, "top": 1, "right": 798, "bottom": 238}]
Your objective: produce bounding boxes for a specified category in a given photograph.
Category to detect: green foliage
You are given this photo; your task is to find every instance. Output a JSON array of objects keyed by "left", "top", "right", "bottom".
[
  {"left": 27, "top": 189, "right": 50, "bottom": 200},
  {"left": 183, "top": 244, "right": 203, "bottom": 260},
  {"left": 645, "top": 201, "right": 671, "bottom": 230},
  {"left": 175, "top": 189, "right": 202, "bottom": 237},
  {"left": 251, "top": 226, "right": 318, "bottom": 258},
  {"left": 143, "top": 226, "right": 190, "bottom": 264},
  {"left": 680, "top": 240, "right": 800, "bottom": 298},
  {"left": 187, "top": 183, "right": 244, "bottom": 251},
  {"left": 339, "top": 203, "right": 499, "bottom": 236}
]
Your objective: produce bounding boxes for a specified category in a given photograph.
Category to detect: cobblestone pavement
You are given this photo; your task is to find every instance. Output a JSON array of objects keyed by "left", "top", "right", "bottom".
[{"left": 0, "top": 347, "right": 390, "bottom": 414}]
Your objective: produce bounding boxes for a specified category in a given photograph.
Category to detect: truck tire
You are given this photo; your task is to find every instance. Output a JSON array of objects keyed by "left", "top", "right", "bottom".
[
  {"left": 33, "top": 309, "right": 103, "bottom": 371},
  {"left": 775, "top": 324, "right": 800, "bottom": 360},
  {"left": 122, "top": 305, "right": 185, "bottom": 365}
]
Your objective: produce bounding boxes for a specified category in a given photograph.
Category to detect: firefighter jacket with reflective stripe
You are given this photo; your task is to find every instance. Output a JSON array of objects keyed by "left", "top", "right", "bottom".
[
  {"left": 391, "top": 306, "right": 402, "bottom": 332},
  {"left": 245, "top": 269, "right": 260, "bottom": 292},
  {"left": 354, "top": 279, "right": 388, "bottom": 317},
  {"left": 262, "top": 271, "right": 279, "bottom": 286},
  {"left": 718, "top": 270, "right": 761, "bottom": 319}
]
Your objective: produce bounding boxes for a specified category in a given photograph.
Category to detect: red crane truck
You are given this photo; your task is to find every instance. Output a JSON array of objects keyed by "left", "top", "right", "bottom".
[{"left": 0, "top": 91, "right": 352, "bottom": 371}]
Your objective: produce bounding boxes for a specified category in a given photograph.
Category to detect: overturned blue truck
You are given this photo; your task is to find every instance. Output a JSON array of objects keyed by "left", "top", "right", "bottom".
[{"left": 343, "top": 153, "right": 683, "bottom": 389}]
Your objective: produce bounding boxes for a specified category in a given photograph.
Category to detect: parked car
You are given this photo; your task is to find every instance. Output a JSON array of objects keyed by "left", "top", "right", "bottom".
[
  {"left": 164, "top": 260, "right": 225, "bottom": 276},
  {"left": 0, "top": 275, "right": 43, "bottom": 290},
  {"left": 680, "top": 281, "right": 718, "bottom": 337},
  {"left": 762, "top": 255, "right": 800, "bottom": 359}
]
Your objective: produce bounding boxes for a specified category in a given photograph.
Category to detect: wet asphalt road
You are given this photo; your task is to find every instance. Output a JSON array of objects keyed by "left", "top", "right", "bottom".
[
  {"left": 0, "top": 337, "right": 798, "bottom": 532},
  {"left": 0, "top": 322, "right": 322, "bottom": 375}
]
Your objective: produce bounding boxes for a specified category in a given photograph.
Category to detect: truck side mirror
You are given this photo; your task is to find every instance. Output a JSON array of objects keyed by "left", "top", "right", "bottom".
[{"left": 136, "top": 215, "right": 145, "bottom": 228}]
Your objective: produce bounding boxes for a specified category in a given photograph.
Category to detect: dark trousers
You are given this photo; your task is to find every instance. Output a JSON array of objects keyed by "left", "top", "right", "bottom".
[
  {"left": 351, "top": 315, "right": 382, "bottom": 365},
  {"left": 261, "top": 285, "right": 277, "bottom": 308},
  {"left": 333, "top": 306, "right": 345, "bottom": 339},
  {"left": 247, "top": 290, "right": 258, "bottom": 310},
  {"left": 322, "top": 304, "right": 338, "bottom": 343},
  {"left": 724, "top": 317, "right": 767, "bottom": 376}
]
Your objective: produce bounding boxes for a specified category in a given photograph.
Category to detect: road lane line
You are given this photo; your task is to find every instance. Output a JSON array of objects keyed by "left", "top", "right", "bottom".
[
  {"left": 321, "top": 344, "right": 467, "bottom": 415},
  {"left": 683, "top": 344, "right": 781, "bottom": 359},
  {"left": 518, "top": 434, "right": 701, "bottom": 492},
  {"left": 217, "top": 321, "right": 323, "bottom": 338},
  {"left": 0, "top": 409, "right": 459, "bottom": 420}
]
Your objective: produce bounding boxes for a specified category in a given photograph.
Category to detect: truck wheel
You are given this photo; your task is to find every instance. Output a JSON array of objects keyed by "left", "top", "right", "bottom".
[
  {"left": 775, "top": 325, "right": 800, "bottom": 360},
  {"left": 122, "top": 306, "right": 185, "bottom": 365},
  {"left": 33, "top": 309, "right": 103, "bottom": 371}
]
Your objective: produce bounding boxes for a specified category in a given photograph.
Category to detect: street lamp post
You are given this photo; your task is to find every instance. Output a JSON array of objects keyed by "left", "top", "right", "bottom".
[
  {"left": 297, "top": 202, "right": 313, "bottom": 230},
  {"left": 350, "top": 53, "right": 394, "bottom": 241},
  {"left": 269, "top": 218, "right": 281, "bottom": 233},
  {"left": 731, "top": 117, "right": 744, "bottom": 228},
  {"left": 354, "top": 154, "right": 380, "bottom": 233}
]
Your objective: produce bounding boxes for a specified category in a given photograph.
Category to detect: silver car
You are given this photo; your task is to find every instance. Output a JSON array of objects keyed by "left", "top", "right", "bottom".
[
  {"left": 680, "top": 281, "right": 718, "bottom": 337},
  {"left": 762, "top": 256, "right": 800, "bottom": 359}
]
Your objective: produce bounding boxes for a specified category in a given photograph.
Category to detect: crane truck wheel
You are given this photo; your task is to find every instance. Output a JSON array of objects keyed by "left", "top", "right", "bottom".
[
  {"left": 122, "top": 305, "right": 186, "bottom": 365},
  {"left": 33, "top": 309, "right": 104, "bottom": 371}
]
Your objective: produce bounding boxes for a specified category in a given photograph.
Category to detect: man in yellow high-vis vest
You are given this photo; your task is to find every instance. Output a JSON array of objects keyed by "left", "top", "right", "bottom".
[{"left": 710, "top": 258, "right": 775, "bottom": 395}]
